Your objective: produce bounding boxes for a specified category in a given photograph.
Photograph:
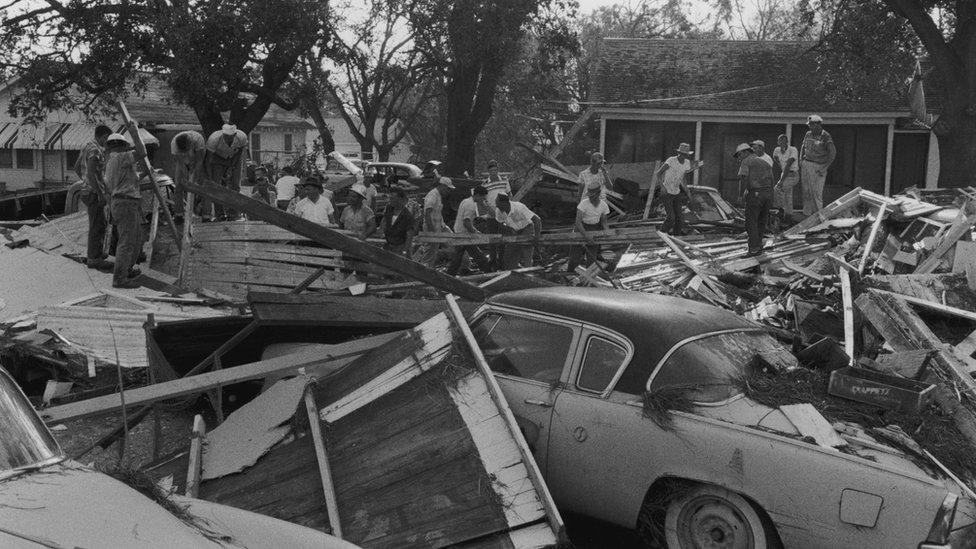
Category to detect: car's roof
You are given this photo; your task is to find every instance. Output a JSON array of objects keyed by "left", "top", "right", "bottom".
[{"left": 487, "top": 287, "right": 762, "bottom": 394}]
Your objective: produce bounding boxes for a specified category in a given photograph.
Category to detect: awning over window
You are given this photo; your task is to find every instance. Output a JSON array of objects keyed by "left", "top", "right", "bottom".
[{"left": 0, "top": 122, "right": 45, "bottom": 149}]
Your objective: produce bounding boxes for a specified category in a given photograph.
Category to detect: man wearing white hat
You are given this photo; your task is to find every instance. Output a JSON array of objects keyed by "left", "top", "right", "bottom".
[
  {"left": 204, "top": 124, "right": 248, "bottom": 221},
  {"left": 653, "top": 142, "right": 702, "bottom": 235},
  {"left": 340, "top": 185, "right": 377, "bottom": 239},
  {"left": 417, "top": 176, "right": 455, "bottom": 267},
  {"left": 734, "top": 142, "right": 774, "bottom": 257},
  {"left": 103, "top": 123, "right": 146, "bottom": 288},
  {"left": 799, "top": 114, "right": 836, "bottom": 216}
]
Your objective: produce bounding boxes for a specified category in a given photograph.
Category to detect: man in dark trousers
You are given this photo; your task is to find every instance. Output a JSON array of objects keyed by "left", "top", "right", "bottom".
[
  {"left": 103, "top": 124, "right": 147, "bottom": 289},
  {"left": 567, "top": 184, "right": 610, "bottom": 272},
  {"left": 735, "top": 143, "right": 774, "bottom": 257},
  {"left": 382, "top": 187, "right": 415, "bottom": 259},
  {"left": 75, "top": 125, "right": 112, "bottom": 271}
]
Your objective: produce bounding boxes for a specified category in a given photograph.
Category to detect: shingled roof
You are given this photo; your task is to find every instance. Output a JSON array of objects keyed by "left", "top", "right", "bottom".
[{"left": 590, "top": 38, "right": 909, "bottom": 113}]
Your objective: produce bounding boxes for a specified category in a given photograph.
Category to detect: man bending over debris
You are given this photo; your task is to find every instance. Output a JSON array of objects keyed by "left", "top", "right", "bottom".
[
  {"left": 75, "top": 124, "right": 112, "bottom": 272},
  {"left": 495, "top": 192, "right": 541, "bottom": 269},
  {"left": 568, "top": 184, "right": 610, "bottom": 272},
  {"left": 340, "top": 186, "right": 377, "bottom": 239},
  {"left": 103, "top": 125, "right": 146, "bottom": 289},
  {"left": 204, "top": 124, "right": 248, "bottom": 221},
  {"left": 382, "top": 187, "right": 415, "bottom": 259},
  {"left": 170, "top": 130, "right": 206, "bottom": 219},
  {"left": 417, "top": 176, "right": 455, "bottom": 267},
  {"left": 293, "top": 176, "right": 335, "bottom": 226},
  {"left": 448, "top": 185, "right": 493, "bottom": 275},
  {"left": 735, "top": 142, "right": 773, "bottom": 257}
]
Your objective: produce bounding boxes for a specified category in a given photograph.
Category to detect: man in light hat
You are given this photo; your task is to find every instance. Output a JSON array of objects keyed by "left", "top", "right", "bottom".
[
  {"left": 170, "top": 130, "right": 206, "bottom": 219},
  {"left": 204, "top": 124, "right": 248, "bottom": 221},
  {"left": 293, "top": 175, "right": 335, "bottom": 226},
  {"left": 417, "top": 176, "right": 455, "bottom": 267},
  {"left": 751, "top": 140, "right": 773, "bottom": 167},
  {"left": 577, "top": 152, "right": 612, "bottom": 202},
  {"left": 103, "top": 124, "right": 146, "bottom": 288},
  {"left": 653, "top": 142, "right": 702, "bottom": 235},
  {"left": 735, "top": 142, "right": 774, "bottom": 257},
  {"left": 340, "top": 185, "right": 377, "bottom": 239},
  {"left": 568, "top": 183, "right": 610, "bottom": 273},
  {"left": 494, "top": 191, "right": 541, "bottom": 269},
  {"left": 799, "top": 114, "right": 836, "bottom": 216},
  {"left": 484, "top": 159, "right": 511, "bottom": 207},
  {"left": 74, "top": 124, "right": 112, "bottom": 271}
]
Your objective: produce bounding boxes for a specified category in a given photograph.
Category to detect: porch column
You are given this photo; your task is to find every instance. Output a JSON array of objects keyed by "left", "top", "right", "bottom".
[
  {"left": 883, "top": 123, "right": 894, "bottom": 196},
  {"left": 599, "top": 117, "right": 607, "bottom": 156},
  {"left": 693, "top": 121, "right": 703, "bottom": 186},
  {"left": 785, "top": 122, "right": 792, "bottom": 143},
  {"left": 926, "top": 133, "right": 940, "bottom": 189}
]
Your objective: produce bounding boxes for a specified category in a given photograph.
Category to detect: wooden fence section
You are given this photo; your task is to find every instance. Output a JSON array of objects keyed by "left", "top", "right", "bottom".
[{"left": 181, "top": 221, "right": 391, "bottom": 298}]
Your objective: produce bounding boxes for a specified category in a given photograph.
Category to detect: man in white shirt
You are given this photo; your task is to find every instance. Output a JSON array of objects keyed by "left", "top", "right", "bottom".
[
  {"left": 293, "top": 176, "right": 335, "bottom": 226},
  {"left": 417, "top": 176, "right": 455, "bottom": 267},
  {"left": 170, "top": 130, "right": 206, "bottom": 219},
  {"left": 495, "top": 192, "right": 541, "bottom": 269},
  {"left": 577, "top": 152, "right": 612, "bottom": 201},
  {"left": 772, "top": 134, "right": 799, "bottom": 224},
  {"left": 568, "top": 185, "right": 610, "bottom": 272},
  {"left": 653, "top": 142, "right": 702, "bottom": 235},
  {"left": 204, "top": 124, "right": 248, "bottom": 220},
  {"left": 484, "top": 159, "right": 511, "bottom": 206},
  {"left": 447, "top": 185, "right": 493, "bottom": 275},
  {"left": 275, "top": 166, "right": 300, "bottom": 210},
  {"left": 752, "top": 140, "right": 774, "bottom": 167}
]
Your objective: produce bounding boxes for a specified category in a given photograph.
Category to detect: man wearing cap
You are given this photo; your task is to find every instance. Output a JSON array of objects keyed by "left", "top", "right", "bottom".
[
  {"left": 735, "top": 143, "right": 774, "bottom": 257},
  {"left": 773, "top": 134, "right": 799, "bottom": 224},
  {"left": 275, "top": 166, "right": 300, "bottom": 210},
  {"left": 293, "top": 176, "right": 335, "bottom": 226},
  {"left": 447, "top": 185, "right": 493, "bottom": 276},
  {"left": 170, "top": 130, "right": 206, "bottom": 219},
  {"left": 417, "top": 176, "right": 455, "bottom": 267},
  {"left": 568, "top": 184, "right": 610, "bottom": 273},
  {"left": 75, "top": 124, "right": 112, "bottom": 271},
  {"left": 577, "top": 152, "right": 612, "bottom": 202},
  {"left": 799, "top": 114, "right": 836, "bottom": 216},
  {"left": 103, "top": 123, "right": 147, "bottom": 289},
  {"left": 340, "top": 186, "right": 377, "bottom": 239},
  {"left": 382, "top": 187, "right": 416, "bottom": 259},
  {"left": 751, "top": 140, "right": 773, "bottom": 167},
  {"left": 484, "top": 159, "right": 511, "bottom": 206},
  {"left": 653, "top": 142, "right": 702, "bottom": 235},
  {"left": 204, "top": 124, "right": 248, "bottom": 221},
  {"left": 495, "top": 192, "right": 541, "bottom": 269}
]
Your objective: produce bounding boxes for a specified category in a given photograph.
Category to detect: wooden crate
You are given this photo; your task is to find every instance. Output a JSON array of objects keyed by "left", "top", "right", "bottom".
[{"left": 828, "top": 366, "right": 934, "bottom": 413}]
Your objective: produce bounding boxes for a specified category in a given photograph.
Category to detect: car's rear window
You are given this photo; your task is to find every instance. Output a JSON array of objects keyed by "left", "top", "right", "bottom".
[{"left": 646, "top": 331, "right": 797, "bottom": 402}]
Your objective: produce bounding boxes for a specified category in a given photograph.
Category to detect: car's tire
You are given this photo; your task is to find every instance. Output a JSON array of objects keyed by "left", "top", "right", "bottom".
[{"left": 662, "top": 484, "right": 767, "bottom": 549}]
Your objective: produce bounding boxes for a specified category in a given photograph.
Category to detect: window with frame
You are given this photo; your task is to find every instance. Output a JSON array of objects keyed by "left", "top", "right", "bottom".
[
  {"left": 0, "top": 149, "right": 12, "bottom": 169},
  {"left": 66, "top": 150, "right": 81, "bottom": 171},
  {"left": 577, "top": 335, "right": 629, "bottom": 393},
  {"left": 471, "top": 312, "right": 575, "bottom": 384},
  {"left": 15, "top": 149, "right": 34, "bottom": 169},
  {"left": 250, "top": 133, "right": 262, "bottom": 162},
  {"left": 284, "top": 133, "right": 293, "bottom": 152}
]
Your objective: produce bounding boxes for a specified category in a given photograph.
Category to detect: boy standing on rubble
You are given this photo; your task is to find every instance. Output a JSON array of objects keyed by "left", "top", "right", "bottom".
[
  {"left": 568, "top": 184, "right": 610, "bottom": 272},
  {"left": 103, "top": 125, "right": 146, "bottom": 289},
  {"left": 735, "top": 143, "right": 774, "bottom": 257},
  {"left": 654, "top": 143, "right": 700, "bottom": 236},
  {"left": 76, "top": 124, "right": 112, "bottom": 271}
]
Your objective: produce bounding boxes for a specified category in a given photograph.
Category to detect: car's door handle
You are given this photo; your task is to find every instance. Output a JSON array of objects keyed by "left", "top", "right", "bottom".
[{"left": 524, "top": 399, "right": 553, "bottom": 407}]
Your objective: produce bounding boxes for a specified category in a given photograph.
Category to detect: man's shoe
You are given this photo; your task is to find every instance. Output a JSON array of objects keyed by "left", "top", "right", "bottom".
[
  {"left": 112, "top": 279, "right": 141, "bottom": 289},
  {"left": 743, "top": 250, "right": 763, "bottom": 258},
  {"left": 128, "top": 267, "right": 142, "bottom": 278},
  {"left": 87, "top": 259, "right": 113, "bottom": 272}
]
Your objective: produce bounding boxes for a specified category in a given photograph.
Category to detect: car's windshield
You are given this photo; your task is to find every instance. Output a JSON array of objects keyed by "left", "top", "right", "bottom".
[
  {"left": 0, "top": 371, "right": 60, "bottom": 474},
  {"left": 648, "top": 331, "right": 797, "bottom": 403}
]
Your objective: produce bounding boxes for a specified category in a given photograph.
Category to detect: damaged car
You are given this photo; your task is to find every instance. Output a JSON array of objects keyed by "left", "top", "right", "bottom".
[
  {"left": 470, "top": 287, "right": 975, "bottom": 548},
  {"left": 0, "top": 366, "right": 359, "bottom": 549}
]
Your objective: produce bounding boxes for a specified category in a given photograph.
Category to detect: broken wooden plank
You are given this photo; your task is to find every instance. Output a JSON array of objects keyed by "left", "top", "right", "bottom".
[
  {"left": 514, "top": 108, "right": 594, "bottom": 202},
  {"left": 303, "top": 382, "right": 343, "bottom": 539},
  {"left": 871, "top": 289, "right": 976, "bottom": 322},
  {"left": 915, "top": 204, "right": 976, "bottom": 274},
  {"left": 858, "top": 204, "right": 886, "bottom": 274},
  {"left": 779, "top": 403, "right": 846, "bottom": 448},
  {"left": 839, "top": 269, "right": 855, "bottom": 365},
  {"left": 181, "top": 180, "right": 486, "bottom": 301},
  {"left": 39, "top": 332, "right": 399, "bottom": 423},
  {"left": 658, "top": 232, "right": 727, "bottom": 304},
  {"left": 445, "top": 294, "right": 566, "bottom": 542},
  {"left": 185, "top": 414, "right": 205, "bottom": 498},
  {"left": 248, "top": 293, "right": 474, "bottom": 328},
  {"left": 784, "top": 188, "right": 863, "bottom": 237},
  {"left": 781, "top": 259, "right": 826, "bottom": 282}
]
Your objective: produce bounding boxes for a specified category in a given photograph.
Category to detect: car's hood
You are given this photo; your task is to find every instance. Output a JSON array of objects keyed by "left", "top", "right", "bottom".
[{"left": 0, "top": 461, "right": 225, "bottom": 549}]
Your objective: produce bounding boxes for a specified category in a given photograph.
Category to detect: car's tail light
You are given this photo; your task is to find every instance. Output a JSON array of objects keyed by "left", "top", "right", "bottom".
[{"left": 923, "top": 493, "right": 958, "bottom": 546}]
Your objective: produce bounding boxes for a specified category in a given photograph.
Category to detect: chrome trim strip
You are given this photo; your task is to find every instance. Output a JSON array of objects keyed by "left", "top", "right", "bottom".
[{"left": 643, "top": 327, "right": 769, "bottom": 393}]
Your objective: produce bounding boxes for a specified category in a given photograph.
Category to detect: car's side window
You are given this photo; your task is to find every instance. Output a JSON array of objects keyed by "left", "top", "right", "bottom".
[
  {"left": 471, "top": 312, "right": 574, "bottom": 383},
  {"left": 577, "top": 336, "right": 628, "bottom": 393}
]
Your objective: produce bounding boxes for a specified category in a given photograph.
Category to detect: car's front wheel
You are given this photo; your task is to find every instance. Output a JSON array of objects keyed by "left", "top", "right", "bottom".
[{"left": 663, "top": 484, "right": 767, "bottom": 549}]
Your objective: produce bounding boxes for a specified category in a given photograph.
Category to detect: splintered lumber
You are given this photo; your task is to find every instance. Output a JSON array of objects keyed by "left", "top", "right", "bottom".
[
  {"left": 838, "top": 269, "right": 855, "bottom": 365},
  {"left": 249, "top": 293, "right": 476, "bottom": 328},
  {"left": 185, "top": 415, "right": 205, "bottom": 498},
  {"left": 870, "top": 289, "right": 976, "bottom": 322},
  {"left": 658, "top": 232, "right": 727, "bottom": 303},
  {"left": 784, "top": 188, "right": 863, "bottom": 237},
  {"left": 858, "top": 204, "right": 887, "bottom": 274},
  {"left": 38, "top": 332, "right": 399, "bottom": 423},
  {"left": 302, "top": 383, "right": 343, "bottom": 539},
  {"left": 181, "top": 180, "right": 486, "bottom": 301},
  {"left": 514, "top": 107, "right": 594, "bottom": 201},
  {"left": 642, "top": 161, "right": 661, "bottom": 220},
  {"left": 915, "top": 204, "right": 976, "bottom": 274},
  {"left": 179, "top": 313, "right": 562, "bottom": 547},
  {"left": 415, "top": 225, "right": 661, "bottom": 246},
  {"left": 117, "top": 100, "right": 182, "bottom": 251}
]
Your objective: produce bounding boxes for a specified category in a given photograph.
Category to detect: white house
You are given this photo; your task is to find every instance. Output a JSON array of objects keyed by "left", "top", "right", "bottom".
[{"left": 306, "top": 116, "right": 415, "bottom": 164}]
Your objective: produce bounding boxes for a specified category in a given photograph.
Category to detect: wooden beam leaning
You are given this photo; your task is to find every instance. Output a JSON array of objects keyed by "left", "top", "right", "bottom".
[
  {"left": 514, "top": 107, "right": 594, "bottom": 201},
  {"left": 915, "top": 203, "right": 976, "bottom": 274},
  {"left": 444, "top": 295, "right": 566, "bottom": 542},
  {"left": 117, "top": 100, "right": 182, "bottom": 251},
  {"left": 858, "top": 203, "right": 886, "bottom": 274},
  {"left": 302, "top": 381, "right": 343, "bottom": 539},
  {"left": 39, "top": 332, "right": 400, "bottom": 423},
  {"left": 185, "top": 414, "right": 205, "bottom": 498},
  {"left": 181, "top": 180, "right": 486, "bottom": 301}
]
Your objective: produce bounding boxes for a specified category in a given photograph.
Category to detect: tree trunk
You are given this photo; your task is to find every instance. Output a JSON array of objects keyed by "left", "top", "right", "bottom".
[
  {"left": 376, "top": 146, "right": 392, "bottom": 162},
  {"left": 303, "top": 95, "right": 336, "bottom": 153},
  {"left": 933, "top": 94, "right": 976, "bottom": 188},
  {"left": 444, "top": 64, "right": 498, "bottom": 176}
]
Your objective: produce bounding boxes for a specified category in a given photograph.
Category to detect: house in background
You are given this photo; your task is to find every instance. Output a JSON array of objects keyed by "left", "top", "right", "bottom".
[
  {"left": 589, "top": 39, "right": 936, "bottom": 205},
  {"left": 306, "top": 115, "right": 415, "bottom": 164},
  {"left": 0, "top": 77, "right": 311, "bottom": 194}
]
